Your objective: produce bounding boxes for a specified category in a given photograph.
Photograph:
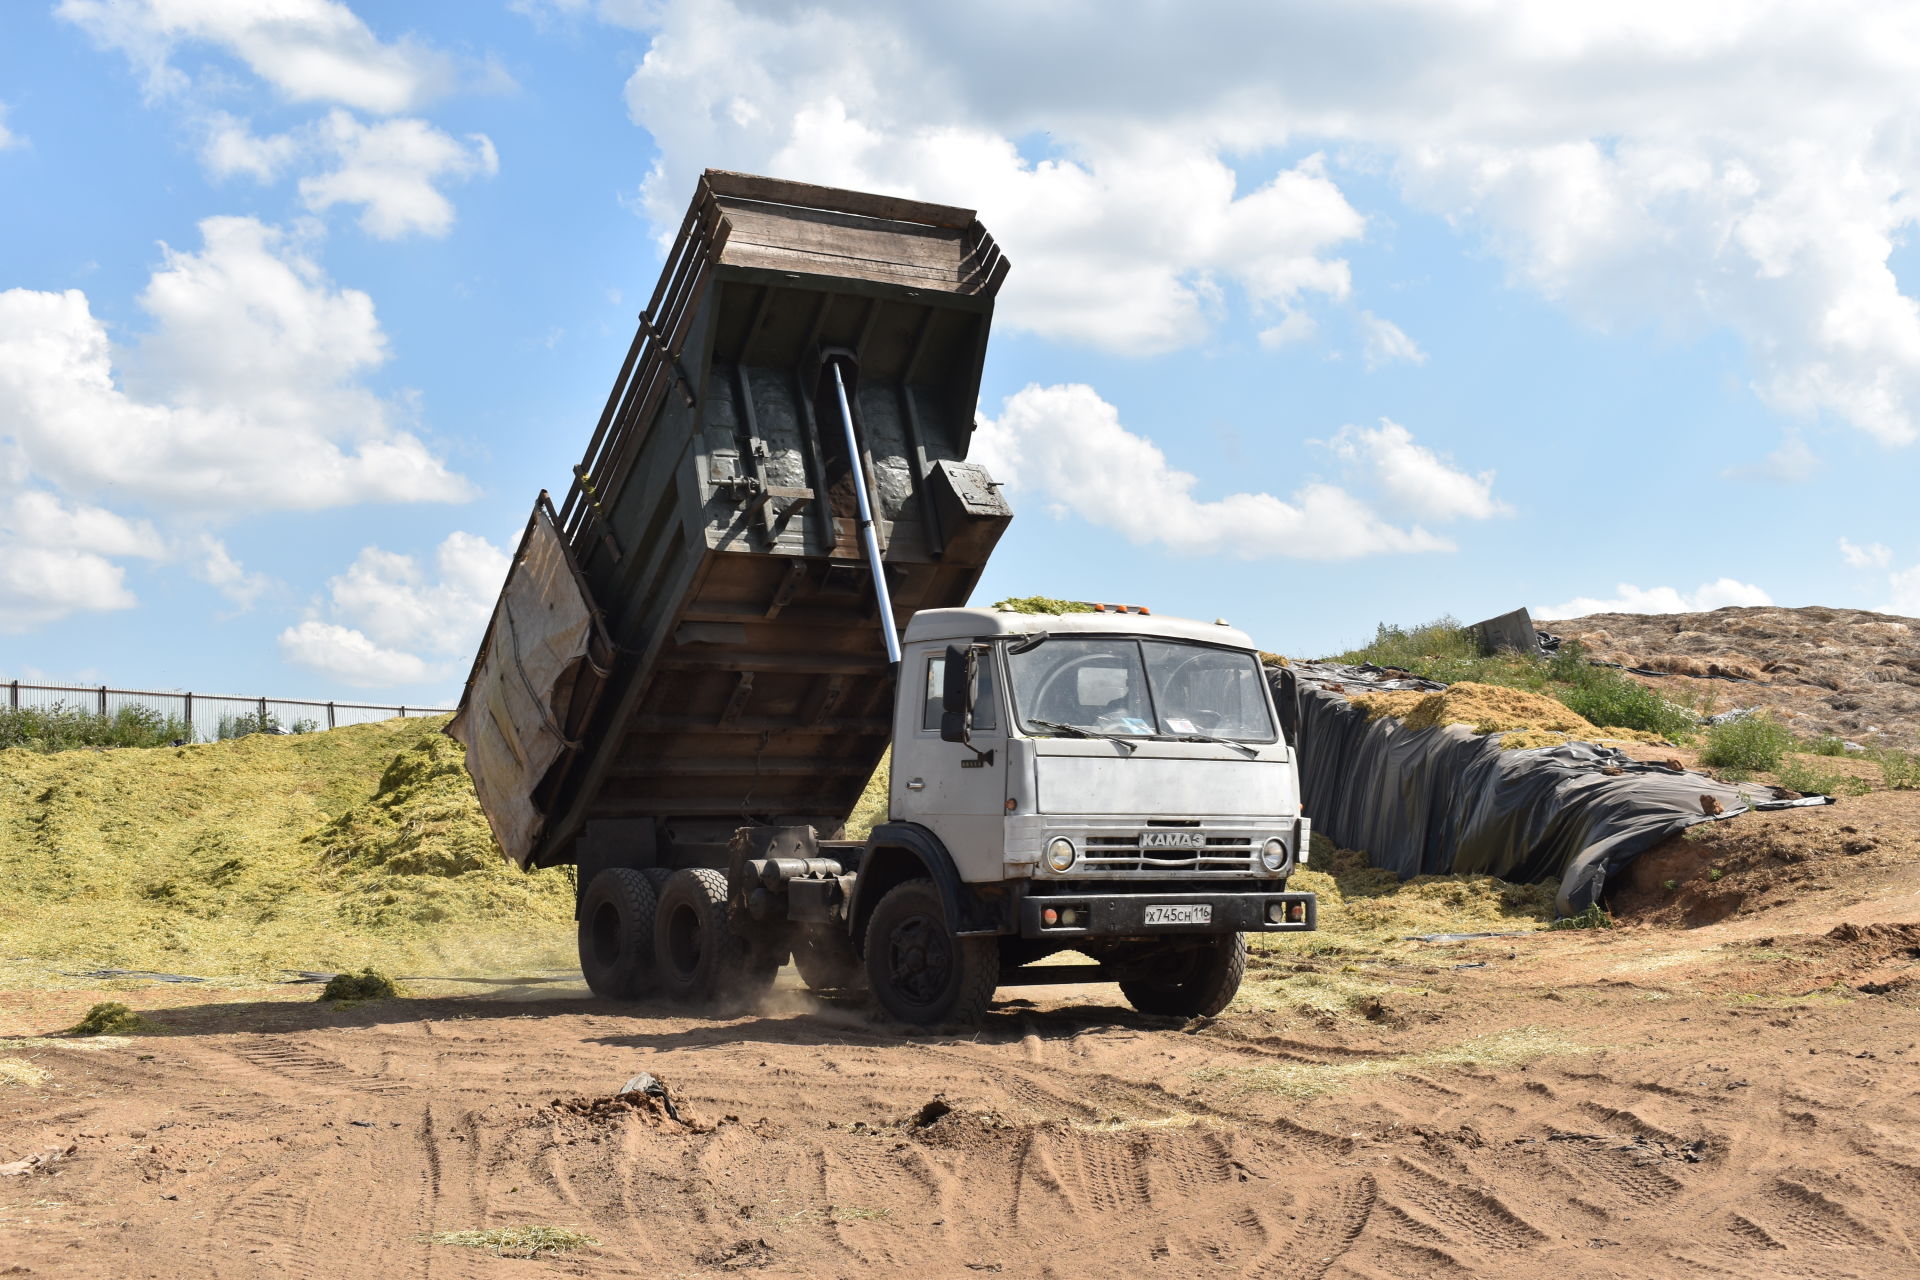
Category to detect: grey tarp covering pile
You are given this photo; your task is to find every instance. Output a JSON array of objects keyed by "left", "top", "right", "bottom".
[
  {"left": 1270, "top": 662, "right": 1830, "bottom": 914},
  {"left": 448, "top": 504, "right": 604, "bottom": 869}
]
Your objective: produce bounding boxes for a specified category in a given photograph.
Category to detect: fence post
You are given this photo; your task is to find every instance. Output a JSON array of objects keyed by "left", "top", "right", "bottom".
[
  {"left": 183, "top": 691, "right": 192, "bottom": 736},
  {"left": 399, "top": 705, "right": 407, "bottom": 719},
  {"left": 100, "top": 685, "right": 108, "bottom": 716},
  {"left": 258, "top": 696, "right": 267, "bottom": 727},
  {"left": 327, "top": 701, "right": 335, "bottom": 730},
  {"left": 8, "top": 680, "right": 15, "bottom": 709}
]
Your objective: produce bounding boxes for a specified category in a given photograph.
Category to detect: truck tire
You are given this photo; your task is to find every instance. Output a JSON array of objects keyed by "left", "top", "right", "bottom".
[
  {"left": 864, "top": 878, "right": 999, "bottom": 1026},
  {"left": 641, "top": 865, "right": 674, "bottom": 896},
  {"left": 1118, "top": 934, "right": 1247, "bottom": 1018},
  {"left": 791, "top": 925, "right": 865, "bottom": 992},
  {"left": 653, "top": 868, "right": 774, "bottom": 1009},
  {"left": 577, "top": 868, "right": 658, "bottom": 1000}
]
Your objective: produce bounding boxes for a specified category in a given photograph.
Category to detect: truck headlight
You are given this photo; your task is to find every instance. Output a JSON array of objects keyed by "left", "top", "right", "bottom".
[
  {"left": 1045, "top": 837, "right": 1077, "bottom": 872},
  {"left": 1260, "top": 838, "right": 1287, "bottom": 872}
]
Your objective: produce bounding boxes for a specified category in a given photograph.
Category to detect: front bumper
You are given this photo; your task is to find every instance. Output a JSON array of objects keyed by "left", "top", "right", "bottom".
[{"left": 1018, "top": 889, "right": 1317, "bottom": 939}]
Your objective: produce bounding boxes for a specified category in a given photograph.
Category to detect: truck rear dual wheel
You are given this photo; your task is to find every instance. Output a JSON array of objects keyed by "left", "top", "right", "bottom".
[
  {"left": 653, "top": 868, "right": 778, "bottom": 1010},
  {"left": 864, "top": 878, "right": 999, "bottom": 1026},
  {"left": 1118, "top": 933, "right": 1247, "bottom": 1018},
  {"left": 578, "top": 868, "right": 658, "bottom": 1000}
]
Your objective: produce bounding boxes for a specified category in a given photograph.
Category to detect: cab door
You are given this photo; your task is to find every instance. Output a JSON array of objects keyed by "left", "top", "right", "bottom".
[{"left": 889, "top": 642, "right": 1007, "bottom": 861}]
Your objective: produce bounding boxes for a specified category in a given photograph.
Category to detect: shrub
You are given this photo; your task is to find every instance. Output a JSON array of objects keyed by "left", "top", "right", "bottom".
[
  {"left": 1332, "top": 617, "right": 1481, "bottom": 671},
  {"left": 320, "top": 968, "right": 400, "bottom": 1001},
  {"left": 1806, "top": 735, "right": 1848, "bottom": 757},
  {"left": 1554, "top": 666, "right": 1696, "bottom": 741},
  {"left": 217, "top": 711, "right": 284, "bottom": 740},
  {"left": 1549, "top": 903, "right": 1614, "bottom": 930},
  {"left": 0, "top": 703, "right": 191, "bottom": 753},
  {"left": 1700, "top": 713, "right": 1792, "bottom": 773},
  {"left": 1776, "top": 756, "right": 1870, "bottom": 797},
  {"left": 1873, "top": 748, "right": 1920, "bottom": 791}
]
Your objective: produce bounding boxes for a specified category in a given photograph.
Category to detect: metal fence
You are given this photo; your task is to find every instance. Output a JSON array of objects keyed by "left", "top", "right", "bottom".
[{"left": 2, "top": 680, "right": 453, "bottom": 744}]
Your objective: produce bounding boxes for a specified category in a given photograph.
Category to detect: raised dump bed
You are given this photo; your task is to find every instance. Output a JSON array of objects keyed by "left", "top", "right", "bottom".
[{"left": 452, "top": 170, "right": 1013, "bottom": 874}]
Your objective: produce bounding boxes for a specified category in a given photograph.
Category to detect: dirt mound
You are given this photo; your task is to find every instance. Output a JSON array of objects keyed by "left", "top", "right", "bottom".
[
  {"left": 1349, "top": 681, "right": 1661, "bottom": 745},
  {"left": 1610, "top": 789, "right": 1916, "bottom": 927},
  {"left": 1543, "top": 604, "right": 1920, "bottom": 748},
  {"left": 547, "top": 1089, "right": 708, "bottom": 1131}
]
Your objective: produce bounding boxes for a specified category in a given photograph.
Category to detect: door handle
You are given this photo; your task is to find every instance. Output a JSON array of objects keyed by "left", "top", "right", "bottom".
[{"left": 906, "top": 778, "right": 926, "bottom": 791}]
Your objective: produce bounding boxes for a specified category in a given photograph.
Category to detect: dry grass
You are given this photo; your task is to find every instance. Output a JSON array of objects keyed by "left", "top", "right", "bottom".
[
  {"left": 427, "top": 1225, "right": 598, "bottom": 1257},
  {"left": 847, "top": 749, "right": 890, "bottom": 841},
  {"left": 0, "top": 717, "right": 576, "bottom": 984},
  {"left": 1193, "top": 1027, "right": 1587, "bottom": 1100},
  {"left": 0, "top": 1057, "right": 48, "bottom": 1087},
  {"left": 1255, "top": 837, "right": 1556, "bottom": 962}
]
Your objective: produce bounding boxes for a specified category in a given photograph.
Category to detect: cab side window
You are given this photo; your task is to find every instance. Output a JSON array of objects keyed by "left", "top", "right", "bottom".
[{"left": 922, "top": 652, "right": 998, "bottom": 732}]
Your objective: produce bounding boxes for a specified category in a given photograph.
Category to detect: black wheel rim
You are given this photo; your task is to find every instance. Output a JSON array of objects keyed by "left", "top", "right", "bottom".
[
  {"left": 590, "top": 901, "right": 622, "bottom": 968},
  {"left": 886, "top": 911, "right": 951, "bottom": 1008},
  {"left": 666, "top": 902, "right": 702, "bottom": 978}
]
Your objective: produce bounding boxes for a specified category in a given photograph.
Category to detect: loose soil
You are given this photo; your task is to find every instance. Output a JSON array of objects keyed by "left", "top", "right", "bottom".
[
  {"left": 1544, "top": 604, "right": 1920, "bottom": 749},
  {"left": 5, "top": 791, "right": 1920, "bottom": 1278}
]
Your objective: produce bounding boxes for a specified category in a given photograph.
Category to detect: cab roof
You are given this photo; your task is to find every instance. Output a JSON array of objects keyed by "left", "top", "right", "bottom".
[{"left": 902, "top": 606, "right": 1259, "bottom": 651}]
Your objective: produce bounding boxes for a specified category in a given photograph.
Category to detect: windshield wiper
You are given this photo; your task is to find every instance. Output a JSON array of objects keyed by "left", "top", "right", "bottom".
[
  {"left": 1160, "top": 730, "right": 1261, "bottom": 758},
  {"left": 1027, "top": 719, "right": 1138, "bottom": 754}
]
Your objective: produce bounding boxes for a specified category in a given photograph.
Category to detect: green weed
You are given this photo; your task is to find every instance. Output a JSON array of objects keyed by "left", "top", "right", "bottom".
[
  {"left": 1700, "top": 714, "right": 1792, "bottom": 773},
  {"left": 1871, "top": 748, "right": 1920, "bottom": 790},
  {"left": 0, "top": 703, "right": 191, "bottom": 752},
  {"left": 1806, "top": 735, "right": 1849, "bottom": 757},
  {"left": 1549, "top": 903, "right": 1614, "bottom": 930}
]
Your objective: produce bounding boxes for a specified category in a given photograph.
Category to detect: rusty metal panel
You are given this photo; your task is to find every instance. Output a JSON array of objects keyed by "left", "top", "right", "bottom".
[{"left": 459, "top": 171, "right": 1014, "bottom": 869}]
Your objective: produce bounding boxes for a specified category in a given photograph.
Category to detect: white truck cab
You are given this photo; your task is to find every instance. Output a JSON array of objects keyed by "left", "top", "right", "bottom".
[{"left": 811, "top": 604, "right": 1317, "bottom": 1023}]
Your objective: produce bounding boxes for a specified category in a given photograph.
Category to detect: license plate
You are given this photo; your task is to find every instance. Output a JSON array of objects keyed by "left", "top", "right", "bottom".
[
  {"left": 1140, "top": 830, "right": 1206, "bottom": 851},
  {"left": 1143, "top": 904, "right": 1211, "bottom": 926}
]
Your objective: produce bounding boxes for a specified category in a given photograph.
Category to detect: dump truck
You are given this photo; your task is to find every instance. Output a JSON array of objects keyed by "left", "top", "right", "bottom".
[{"left": 451, "top": 170, "right": 1316, "bottom": 1025}]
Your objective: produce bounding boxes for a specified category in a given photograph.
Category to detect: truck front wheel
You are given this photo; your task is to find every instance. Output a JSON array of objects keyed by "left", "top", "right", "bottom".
[
  {"left": 864, "top": 878, "right": 998, "bottom": 1026},
  {"left": 1118, "top": 934, "right": 1247, "bottom": 1018},
  {"left": 578, "top": 868, "right": 658, "bottom": 1000}
]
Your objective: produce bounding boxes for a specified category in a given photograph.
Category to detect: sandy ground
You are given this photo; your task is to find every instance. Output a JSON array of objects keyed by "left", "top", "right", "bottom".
[{"left": 6, "top": 850, "right": 1920, "bottom": 1280}]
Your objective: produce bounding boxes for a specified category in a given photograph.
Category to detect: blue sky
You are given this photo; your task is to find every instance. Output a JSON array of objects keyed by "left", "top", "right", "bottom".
[{"left": 2, "top": 1, "right": 1917, "bottom": 708}]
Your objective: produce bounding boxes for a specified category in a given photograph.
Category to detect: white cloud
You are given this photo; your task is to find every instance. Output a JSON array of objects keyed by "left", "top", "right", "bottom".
[
  {"left": 1358, "top": 311, "right": 1425, "bottom": 370},
  {"left": 975, "top": 383, "right": 1454, "bottom": 559},
  {"left": 1536, "top": 578, "right": 1775, "bottom": 619},
  {"left": 279, "top": 531, "right": 508, "bottom": 687},
  {"left": 299, "top": 111, "right": 497, "bottom": 238},
  {"left": 1258, "top": 310, "right": 1317, "bottom": 349},
  {"left": 608, "top": 0, "right": 1920, "bottom": 445},
  {"left": 1891, "top": 563, "right": 1920, "bottom": 615},
  {"left": 207, "top": 110, "right": 499, "bottom": 239},
  {"left": 192, "top": 534, "right": 271, "bottom": 612},
  {"left": 1840, "top": 537, "right": 1893, "bottom": 569},
  {"left": 0, "top": 215, "right": 471, "bottom": 512},
  {"left": 1327, "top": 419, "right": 1509, "bottom": 523},
  {"left": 0, "top": 101, "right": 22, "bottom": 150},
  {"left": 57, "top": 0, "right": 452, "bottom": 113},
  {"left": 201, "top": 111, "right": 301, "bottom": 182},
  {"left": 279, "top": 620, "right": 432, "bottom": 687},
  {"left": 0, "top": 491, "right": 159, "bottom": 632}
]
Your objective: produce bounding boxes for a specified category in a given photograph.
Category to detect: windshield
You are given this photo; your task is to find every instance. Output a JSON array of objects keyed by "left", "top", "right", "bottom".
[{"left": 1006, "top": 637, "right": 1277, "bottom": 742}]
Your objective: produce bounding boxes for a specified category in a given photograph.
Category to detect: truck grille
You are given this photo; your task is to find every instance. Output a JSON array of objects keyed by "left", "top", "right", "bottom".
[{"left": 1081, "top": 835, "right": 1255, "bottom": 873}]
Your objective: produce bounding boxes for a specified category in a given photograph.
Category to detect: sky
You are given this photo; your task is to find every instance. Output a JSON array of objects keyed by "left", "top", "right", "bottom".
[{"left": 2, "top": 1, "right": 1919, "bottom": 709}]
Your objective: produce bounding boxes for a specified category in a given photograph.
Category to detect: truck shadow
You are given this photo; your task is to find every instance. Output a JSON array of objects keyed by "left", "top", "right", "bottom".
[{"left": 27, "top": 983, "right": 1182, "bottom": 1047}]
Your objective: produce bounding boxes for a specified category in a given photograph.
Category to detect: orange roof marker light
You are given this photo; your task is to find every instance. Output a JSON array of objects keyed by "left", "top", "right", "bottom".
[{"left": 1088, "top": 602, "right": 1152, "bottom": 615}]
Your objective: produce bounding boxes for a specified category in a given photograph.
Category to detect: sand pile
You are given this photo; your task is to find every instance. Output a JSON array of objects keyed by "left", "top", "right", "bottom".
[
  {"left": 0, "top": 717, "right": 573, "bottom": 982},
  {"left": 1349, "top": 681, "right": 1659, "bottom": 745}
]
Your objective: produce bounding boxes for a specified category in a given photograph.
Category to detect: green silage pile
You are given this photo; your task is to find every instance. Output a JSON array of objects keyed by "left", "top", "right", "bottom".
[{"left": 0, "top": 717, "right": 575, "bottom": 983}]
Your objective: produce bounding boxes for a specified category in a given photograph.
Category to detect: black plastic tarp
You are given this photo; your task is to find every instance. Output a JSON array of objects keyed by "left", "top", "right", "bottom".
[{"left": 1271, "top": 663, "right": 1827, "bottom": 914}]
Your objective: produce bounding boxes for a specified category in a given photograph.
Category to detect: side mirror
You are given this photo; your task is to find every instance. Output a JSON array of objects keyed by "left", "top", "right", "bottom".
[
  {"left": 940, "top": 710, "right": 967, "bottom": 743},
  {"left": 941, "top": 644, "right": 969, "bottom": 714}
]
